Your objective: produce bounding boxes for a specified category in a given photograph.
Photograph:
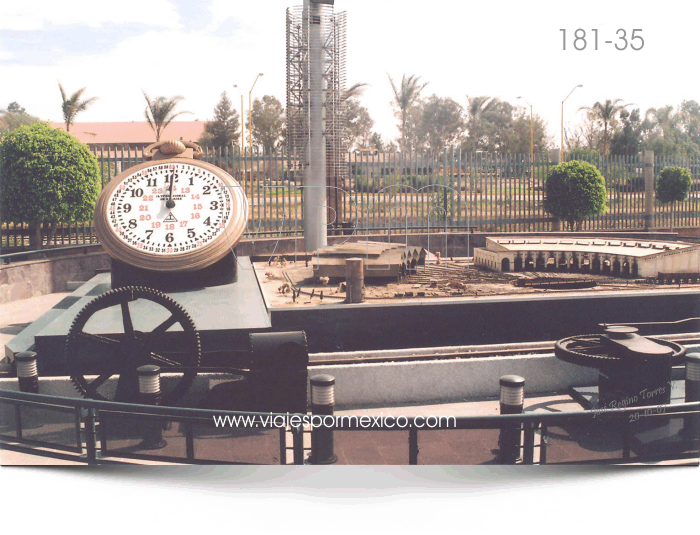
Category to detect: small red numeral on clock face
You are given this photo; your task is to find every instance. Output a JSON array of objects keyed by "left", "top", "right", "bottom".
[
  {"left": 139, "top": 205, "right": 148, "bottom": 211},
  {"left": 151, "top": 222, "right": 161, "bottom": 228},
  {"left": 165, "top": 224, "right": 174, "bottom": 230},
  {"left": 179, "top": 221, "right": 188, "bottom": 227},
  {"left": 191, "top": 194, "right": 200, "bottom": 200},
  {"left": 191, "top": 213, "right": 200, "bottom": 219},
  {"left": 139, "top": 215, "right": 151, "bottom": 221},
  {"left": 193, "top": 204, "right": 202, "bottom": 210}
]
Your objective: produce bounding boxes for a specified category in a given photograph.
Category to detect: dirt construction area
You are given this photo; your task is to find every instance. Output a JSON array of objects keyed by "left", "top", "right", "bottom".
[{"left": 255, "top": 257, "right": 694, "bottom": 308}]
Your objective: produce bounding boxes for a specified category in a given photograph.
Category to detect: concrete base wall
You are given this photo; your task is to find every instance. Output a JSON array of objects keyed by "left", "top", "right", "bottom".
[
  {"left": 0, "top": 252, "right": 111, "bottom": 304},
  {"left": 0, "top": 351, "right": 598, "bottom": 410}
]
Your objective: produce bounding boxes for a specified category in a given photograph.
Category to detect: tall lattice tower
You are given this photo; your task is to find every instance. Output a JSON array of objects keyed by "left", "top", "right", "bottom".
[{"left": 286, "top": 0, "right": 347, "bottom": 251}]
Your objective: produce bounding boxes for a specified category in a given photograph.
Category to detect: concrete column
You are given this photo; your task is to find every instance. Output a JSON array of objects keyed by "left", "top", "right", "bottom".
[
  {"left": 643, "top": 150, "right": 655, "bottom": 230},
  {"left": 303, "top": 0, "right": 328, "bottom": 252},
  {"left": 345, "top": 257, "right": 364, "bottom": 303},
  {"left": 549, "top": 148, "right": 561, "bottom": 230}
]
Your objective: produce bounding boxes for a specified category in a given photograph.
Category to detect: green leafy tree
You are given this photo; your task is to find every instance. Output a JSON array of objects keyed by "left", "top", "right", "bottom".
[
  {"left": 250, "top": 95, "right": 285, "bottom": 153},
  {"left": 345, "top": 98, "right": 374, "bottom": 150},
  {"left": 579, "top": 99, "right": 631, "bottom": 157},
  {"left": 58, "top": 82, "right": 97, "bottom": 132},
  {"left": 0, "top": 102, "right": 41, "bottom": 137},
  {"left": 507, "top": 109, "right": 550, "bottom": 154},
  {"left": 655, "top": 166, "right": 692, "bottom": 231},
  {"left": 465, "top": 96, "right": 498, "bottom": 152},
  {"left": 199, "top": 92, "right": 240, "bottom": 149},
  {"left": 369, "top": 132, "right": 385, "bottom": 152},
  {"left": 0, "top": 123, "right": 101, "bottom": 247},
  {"left": 387, "top": 73, "right": 428, "bottom": 153},
  {"left": 543, "top": 160, "right": 607, "bottom": 231},
  {"left": 610, "top": 108, "right": 643, "bottom": 156},
  {"left": 417, "top": 95, "right": 464, "bottom": 155},
  {"left": 143, "top": 91, "right": 191, "bottom": 142}
]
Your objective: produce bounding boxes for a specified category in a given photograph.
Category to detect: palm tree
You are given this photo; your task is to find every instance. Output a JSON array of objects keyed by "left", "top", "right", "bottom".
[
  {"left": 343, "top": 82, "right": 369, "bottom": 101},
  {"left": 58, "top": 82, "right": 97, "bottom": 132},
  {"left": 578, "top": 99, "right": 631, "bottom": 157},
  {"left": 142, "top": 91, "right": 191, "bottom": 141},
  {"left": 387, "top": 74, "right": 427, "bottom": 153},
  {"left": 466, "top": 96, "right": 497, "bottom": 152}
]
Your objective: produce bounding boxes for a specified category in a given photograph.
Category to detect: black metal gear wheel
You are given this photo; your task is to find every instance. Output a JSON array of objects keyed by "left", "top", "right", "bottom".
[
  {"left": 554, "top": 334, "right": 686, "bottom": 368},
  {"left": 65, "top": 286, "right": 201, "bottom": 405}
]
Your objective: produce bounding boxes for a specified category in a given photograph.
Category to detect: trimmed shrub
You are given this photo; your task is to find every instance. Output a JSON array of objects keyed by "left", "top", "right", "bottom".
[
  {"left": 655, "top": 166, "right": 692, "bottom": 204},
  {"left": 543, "top": 160, "right": 607, "bottom": 231},
  {"left": 0, "top": 123, "right": 101, "bottom": 247}
]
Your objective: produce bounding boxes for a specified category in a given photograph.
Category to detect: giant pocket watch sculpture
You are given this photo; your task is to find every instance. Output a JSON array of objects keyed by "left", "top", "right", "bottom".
[{"left": 94, "top": 140, "right": 248, "bottom": 273}]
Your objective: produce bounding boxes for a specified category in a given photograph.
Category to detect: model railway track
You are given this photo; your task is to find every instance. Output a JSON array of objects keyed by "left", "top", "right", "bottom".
[{"left": 308, "top": 333, "right": 700, "bottom": 366}]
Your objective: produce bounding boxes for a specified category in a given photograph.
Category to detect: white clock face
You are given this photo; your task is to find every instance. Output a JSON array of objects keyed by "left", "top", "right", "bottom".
[{"left": 107, "top": 162, "right": 234, "bottom": 255}]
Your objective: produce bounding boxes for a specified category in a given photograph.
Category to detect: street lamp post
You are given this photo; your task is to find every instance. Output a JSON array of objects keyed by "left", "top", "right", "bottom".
[
  {"left": 249, "top": 73, "right": 264, "bottom": 158},
  {"left": 233, "top": 85, "right": 245, "bottom": 179},
  {"left": 561, "top": 84, "right": 583, "bottom": 161},
  {"left": 516, "top": 96, "right": 534, "bottom": 157}
]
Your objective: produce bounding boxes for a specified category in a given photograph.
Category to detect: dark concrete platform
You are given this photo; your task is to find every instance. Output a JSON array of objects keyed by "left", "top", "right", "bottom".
[{"left": 31, "top": 257, "right": 271, "bottom": 374}]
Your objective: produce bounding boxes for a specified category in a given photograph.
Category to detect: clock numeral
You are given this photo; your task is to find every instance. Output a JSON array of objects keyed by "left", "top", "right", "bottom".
[
  {"left": 130, "top": 188, "right": 144, "bottom": 197},
  {"left": 187, "top": 229, "right": 195, "bottom": 239},
  {"left": 123, "top": 203, "right": 132, "bottom": 213},
  {"left": 165, "top": 223, "right": 175, "bottom": 230},
  {"left": 179, "top": 221, "right": 188, "bottom": 227},
  {"left": 203, "top": 185, "right": 211, "bottom": 195},
  {"left": 139, "top": 205, "right": 148, "bottom": 211},
  {"left": 128, "top": 219, "right": 137, "bottom": 229},
  {"left": 210, "top": 201, "right": 219, "bottom": 210},
  {"left": 165, "top": 233, "right": 174, "bottom": 243},
  {"left": 189, "top": 177, "right": 194, "bottom": 186},
  {"left": 165, "top": 173, "right": 179, "bottom": 184},
  {"left": 191, "top": 194, "right": 200, "bottom": 200},
  {"left": 147, "top": 178, "right": 158, "bottom": 187},
  {"left": 182, "top": 188, "right": 190, "bottom": 193},
  {"left": 151, "top": 222, "right": 161, "bottom": 228},
  {"left": 193, "top": 203, "right": 203, "bottom": 210},
  {"left": 139, "top": 214, "right": 151, "bottom": 221},
  {"left": 204, "top": 217, "right": 211, "bottom": 226},
  {"left": 145, "top": 230, "right": 153, "bottom": 241},
  {"left": 191, "top": 213, "right": 200, "bottom": 219}
]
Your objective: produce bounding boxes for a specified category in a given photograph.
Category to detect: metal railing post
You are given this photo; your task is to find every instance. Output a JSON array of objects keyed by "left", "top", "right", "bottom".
[{"left": 498, "top": 375, "right": 525, "bottom": 464}]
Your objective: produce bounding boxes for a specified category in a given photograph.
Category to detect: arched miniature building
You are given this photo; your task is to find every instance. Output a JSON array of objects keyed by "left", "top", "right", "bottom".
[{"left": 473, "top": 237, "right": 700, "bottom": 278}]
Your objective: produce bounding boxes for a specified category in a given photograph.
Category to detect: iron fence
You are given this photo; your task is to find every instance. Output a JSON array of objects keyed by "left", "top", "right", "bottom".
[
  {"left": 1, "top": 389, "right": 698, "bottom": 465},
  {"left": 3, "top": 147, "right": 700, "bottom": 252}
]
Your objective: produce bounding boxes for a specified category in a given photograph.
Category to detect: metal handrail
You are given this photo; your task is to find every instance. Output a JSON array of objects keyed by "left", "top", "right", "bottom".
[{"left": 2, "top": 389, "right": 699, "bottom": 465}]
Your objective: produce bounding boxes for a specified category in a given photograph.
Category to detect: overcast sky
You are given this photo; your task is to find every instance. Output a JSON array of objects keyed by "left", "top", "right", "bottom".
[{"left": 1, "top": 0, "right": 697, "bottom": 147}]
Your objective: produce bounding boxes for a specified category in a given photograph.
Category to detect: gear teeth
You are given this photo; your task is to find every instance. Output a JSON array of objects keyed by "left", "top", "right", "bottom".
[{"left": 65, "top": 285, "right": 200, "bottom": 404}]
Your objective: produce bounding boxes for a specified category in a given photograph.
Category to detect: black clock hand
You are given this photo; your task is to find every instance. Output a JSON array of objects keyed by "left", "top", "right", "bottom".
[{"left": 166, "top": 175, "right": 175, "bottom": 208}]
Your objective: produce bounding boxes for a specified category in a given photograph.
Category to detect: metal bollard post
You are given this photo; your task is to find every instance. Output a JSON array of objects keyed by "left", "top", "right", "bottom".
[
  {"left": 137, "top": 365, "right": 166, "bottom": 449},
  {"left": 344, "top": 257, "right": 364, "bottom": 304},
  {"left": 309, "top": 374, "right": 338, "bottom": 464},
  {"left": 498, "top": 375, "right": 525, "bottom": 464},
  {"left": 682, "top": 353, "right": 700, "bottom": 439},
  {"left": 14, "top": 351, "right": 42, "bottom": 429},
  {"left": 15, "top": 352, "right": 39, "bottom": 394}
]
